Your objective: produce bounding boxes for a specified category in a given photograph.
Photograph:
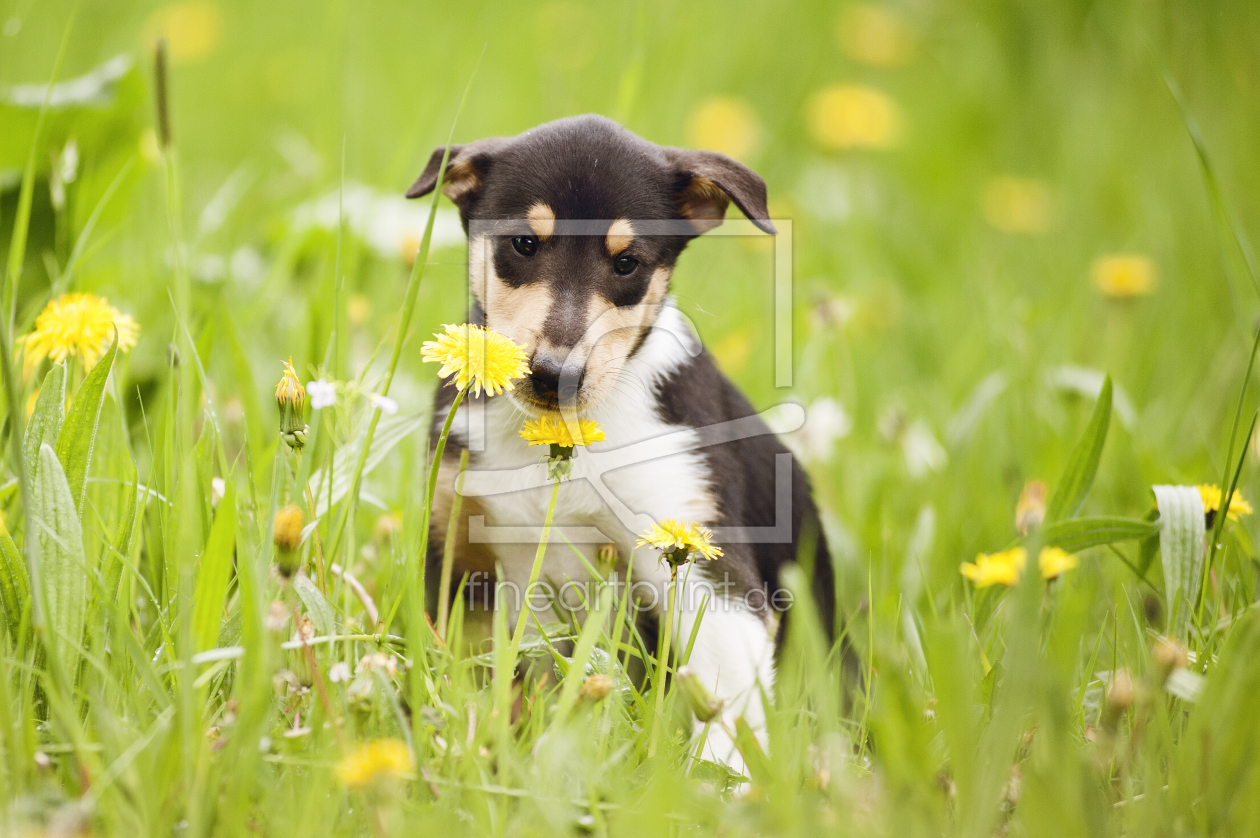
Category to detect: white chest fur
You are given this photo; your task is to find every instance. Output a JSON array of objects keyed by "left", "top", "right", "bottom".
[{"left": 448, "top": 303, "right": 720, "bottom": 606}]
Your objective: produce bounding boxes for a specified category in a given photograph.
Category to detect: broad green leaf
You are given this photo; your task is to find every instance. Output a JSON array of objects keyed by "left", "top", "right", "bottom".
[
  {"left": 1045, "top": 375, "right": 1112, "bottom": 523},
  {"left": 1152, "top": 485, "right": 1206, "bottom": 639},
  {"left": 54, "top": 334, "right": 118, "bottom": 514},
  {"left": 23, "top": 363, "right": 66, "bottom": 479},
  {"left": 0, "top": 522, "right": 30, "bottom": 644},
  {"left": 32, "top": 444, "right": 86, "bottom": 676},
  {"left": 191, "top": 480, "right": 236, "bottom": 654},
  {"left": 1039, "top": 516, "right": 1161, "bottom": 553},
  {"left": 293, "top": 572, "right": 334, "bottom": 638}
]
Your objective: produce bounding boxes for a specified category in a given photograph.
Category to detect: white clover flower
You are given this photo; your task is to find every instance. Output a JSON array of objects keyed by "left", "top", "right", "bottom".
[
  {"left": 307, "top": 379, "right": 336, "bottom": 409},
  {"left": 368, "top": 393, "right": 398, "bottom": 415},
  {"left": 328, "top": 662, "right": 351, "bottom": 683}
]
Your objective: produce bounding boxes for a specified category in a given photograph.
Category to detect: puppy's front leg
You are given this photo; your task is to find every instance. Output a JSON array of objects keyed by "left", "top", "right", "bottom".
[{"left": 673, "top": 590, "right": 776, "bottom": 778}]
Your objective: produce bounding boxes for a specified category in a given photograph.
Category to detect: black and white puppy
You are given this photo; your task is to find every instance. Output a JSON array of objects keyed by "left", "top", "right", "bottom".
[{"left": 407, "top": 114, "right": 837, "bottom": 772}]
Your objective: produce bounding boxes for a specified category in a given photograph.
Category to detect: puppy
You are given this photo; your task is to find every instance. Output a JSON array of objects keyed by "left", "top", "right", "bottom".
[{"left": 407, "top": 114, "right": 838, "bottom": 774}]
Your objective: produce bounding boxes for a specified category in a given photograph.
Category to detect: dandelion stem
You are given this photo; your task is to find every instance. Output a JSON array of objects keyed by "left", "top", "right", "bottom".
[
  {"left": 507, "top": 477, "right": 562, "bottom": 664},
  {"left": 649, "top": 565, "right": 680, "bottom": 758},
  {"left": 436, "top": 447, "right": 470, "bottom": 640},
  {"left": 380, "top": 386, "right": 467, "bottom": 633}
]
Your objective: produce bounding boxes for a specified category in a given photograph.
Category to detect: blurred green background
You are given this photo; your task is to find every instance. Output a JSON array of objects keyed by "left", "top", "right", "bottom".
[{"left": 3, "top": 0, "right": 1259, "bottom": 606}]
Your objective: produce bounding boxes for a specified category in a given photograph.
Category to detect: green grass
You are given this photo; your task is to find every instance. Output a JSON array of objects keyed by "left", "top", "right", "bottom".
[{"left": 3, "top": 0, "right": 1260, "bottom": 834}]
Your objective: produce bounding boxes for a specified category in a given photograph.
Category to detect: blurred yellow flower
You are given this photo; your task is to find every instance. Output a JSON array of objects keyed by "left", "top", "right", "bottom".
[
  {"left": 1197, "top": 484, "right": 1252, "bottom": 523},
  {"left": 144, "top": 2, "right": 223, "bottom": 64},
  {"left": 686, "top": 97, "right": 762, "bottom": 160},
  {"left": 519, "top": 416, "right": 605, "bottom": 449},
  {"left": 1038, "top": 547, "right": 1078, "bottom": 581},
  {"left": 347, "top": 294, "right": 371, "bottom": 327},
  {"left": 421, "top": 324, "right": 529, "bottom": 397},
  {"left": 961, "top": 545, "right": 1078, "bottom": 587},
  {"left": 808, "top": 84, "right": 901, "bottom": 151},
  {"left": 18, "top": 292, "right": 139, "bottom": 376},
  {"left": 272, "top": 504, "right": 304, "bottom": 552},
  {"left": 838, "top": 4, "right": 915, "bottom": 67},
  {"left": 637, "top": 519, "right": 723, "bottom": 564},
  {"left": 982, "top": 177, "right": 1053, "bottom": 234},
  {"left": 1091, "top": 254, "right": 1156, "bottom": 298},
  {"left": 335, "top": 739, "right": 413, "bottom": 789},
  {"left": 960, "top": 547, "right": 1026, "bottom": 588},
  {"left": 711, "top": 325, "right": 755, "bottom": 375}
]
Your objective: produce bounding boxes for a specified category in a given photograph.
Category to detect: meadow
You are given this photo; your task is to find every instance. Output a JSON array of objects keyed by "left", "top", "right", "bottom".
[{"left": 2, "top": 0, "right": 1260, "bottom": 835}]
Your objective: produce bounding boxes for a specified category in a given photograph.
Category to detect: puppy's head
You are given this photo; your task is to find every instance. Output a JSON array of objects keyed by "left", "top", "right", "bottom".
[{"left": 406, "top": 114, "right": 775, "bottom": 415}]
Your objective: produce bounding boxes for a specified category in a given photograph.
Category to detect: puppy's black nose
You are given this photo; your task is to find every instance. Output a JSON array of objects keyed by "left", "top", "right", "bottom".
[{"left": 529, "top": 354, "right": 583, "bottom": 402}]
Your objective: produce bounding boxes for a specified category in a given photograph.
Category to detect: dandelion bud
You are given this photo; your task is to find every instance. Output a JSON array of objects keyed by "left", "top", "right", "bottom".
[
  {"left": 676, "top": 666, "right": 723, "bottom": 723},
  {"left": 275, "top": 358, "right": 307, "bottom": 449},
  {"left": 273, "top": 504, "right": 305, "bottom": 578},
  {"left": 1152, "top": 637, "right": 1188, "bottom": 680},
  {"left": 1104, "top": 670, "right": 1135, "bottom": 725},
  {"left": 596, "top": 543, "right": 618, "bottom": 572},
  {"left": 579, "top": 673, "right": 614, "bottom": 702},
  {"left": 1014, "top": 479, "right": 1047, "bottom": 535}
]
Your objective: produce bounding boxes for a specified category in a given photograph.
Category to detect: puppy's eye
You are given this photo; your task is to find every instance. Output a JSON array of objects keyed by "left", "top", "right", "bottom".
[
  {"left": 613, "top": 255, "right": 639, "bottom": 276},
  {"left": 512, "top": 236, "right": 537, "bottom": 257}
]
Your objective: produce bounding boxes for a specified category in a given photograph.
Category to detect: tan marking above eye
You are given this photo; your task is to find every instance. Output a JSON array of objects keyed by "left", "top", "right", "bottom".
[
  {"left": 605, "top": 219, "right": 635, "bottom": 256},
  {"left": 527, "top": 203, "right": 556, "bottom": 240}
]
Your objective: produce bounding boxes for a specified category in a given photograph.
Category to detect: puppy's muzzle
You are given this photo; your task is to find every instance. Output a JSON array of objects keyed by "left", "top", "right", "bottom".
[{"left": 528, "top": 351, "right": 585, "bottom": 406}]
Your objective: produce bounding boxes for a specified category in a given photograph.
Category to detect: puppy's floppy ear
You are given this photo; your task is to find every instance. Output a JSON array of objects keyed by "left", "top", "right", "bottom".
[
  {"left": 665, "top": 148, "right": 777, "bottom": 235},
  {"left": 405, "top": 138, "right": 507, "bottom": 207}
]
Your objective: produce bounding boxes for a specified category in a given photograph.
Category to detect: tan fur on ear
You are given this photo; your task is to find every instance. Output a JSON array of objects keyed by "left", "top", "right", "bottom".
[
  {"left": 676, "top": 176, "right": 731, "bottom": 234},
  {"left": 441, "top": 160, "right": 480, "bottom": 203}
]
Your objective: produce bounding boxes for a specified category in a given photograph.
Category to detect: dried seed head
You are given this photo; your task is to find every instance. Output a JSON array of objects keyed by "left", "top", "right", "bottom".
[
  {"left": 1106, "top": 670, "right": 1135, "bottom": 714},
  {"left": 1153, "top": 637, "right": 1189, "bottom": 678},
  {"left": 579, "top": 674, "right": 614, "bottom": 702}
]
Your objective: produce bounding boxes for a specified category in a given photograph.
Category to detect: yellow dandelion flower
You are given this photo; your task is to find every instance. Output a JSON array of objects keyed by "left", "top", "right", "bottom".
[
  {"left": 838, "top": 4, "right": 915, "bottom": 68},
  {"left": 335, "top": 739, "right": 413, "bottom": 789},
  {"left": 807, "top": 83, "right": 901, "bottom": 151},
  {"left": 421, "top": 324, "right": 529, "bottom": 397},
  {"left": 1198, "top": 484, "right": 1253, "bottom": 524},
  {"left": 982, "top": 177, "right": 1054, "bottom": 234},
  {"left": 519, "top": 416, "right": 605, "bottom": 449},
  {"left": 959, "top": 547, "right": 1026, "bottom": 588},
  {"left": 1092, "top": 254, "right": 1156, "bottom": 299},
  {"left": 637, "top": 519, "right": 724, "bottom": 565},
  {"left": 144, "top": 1, "right": 223, "bottom": 64},
  {"left": 686, "top": 96, "right": 762, "bottom": 161},
  {"left": 18, "top": 292, "right": 139, "bottom": 376},
  {"left": 1038, "top": 547, "right": 1078, "bottom": 581}
]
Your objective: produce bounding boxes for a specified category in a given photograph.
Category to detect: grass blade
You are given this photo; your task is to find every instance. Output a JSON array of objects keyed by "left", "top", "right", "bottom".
[
  {"left": 191, "top": 479, "right": 236, "bottom": 654},
  {"left": 23, "top": 363, "right": 67, "bottom": 478},
  {"left": 54, "top": 334, "right": 118, "bottom": 514},
  {"left": 1045, "top": 375, "right": 1112, "bottom": 523}
]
